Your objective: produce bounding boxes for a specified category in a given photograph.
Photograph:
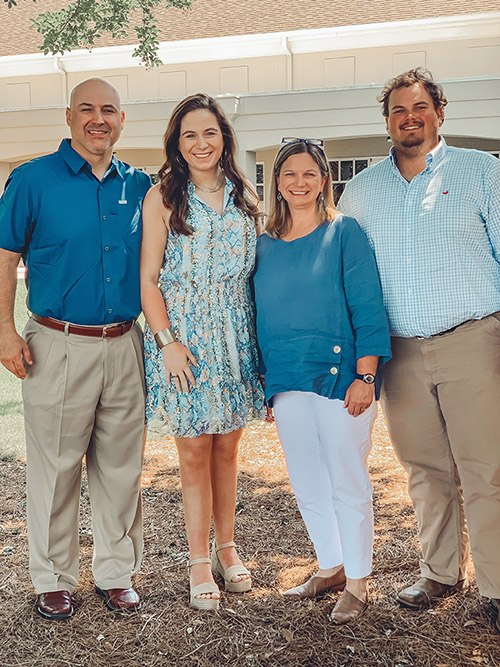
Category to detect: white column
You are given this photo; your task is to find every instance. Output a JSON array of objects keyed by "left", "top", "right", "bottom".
[
  {"left": 0, "top": 162, "right": 11, "bottom": 192},
  {"left": 237, "top": 149, "right": 256, "bottom": 185}
]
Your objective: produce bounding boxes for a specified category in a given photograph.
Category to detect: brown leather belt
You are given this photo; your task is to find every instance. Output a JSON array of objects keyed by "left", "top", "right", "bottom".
[{"left": 32, "top": 314, "right": 134, "bottom": 338}]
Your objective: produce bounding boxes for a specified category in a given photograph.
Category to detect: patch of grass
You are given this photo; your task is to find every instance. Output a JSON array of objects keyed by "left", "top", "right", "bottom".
[{"left": 0, "top": 281, "right": 28, "bottom": 460}]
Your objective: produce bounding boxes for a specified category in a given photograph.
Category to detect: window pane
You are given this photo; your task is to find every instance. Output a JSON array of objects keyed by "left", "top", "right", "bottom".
[
  {"left": 329, "top": 160, "right": 339, "bottom": 181},
  {"left": 340, "top": 160, "right": 353, "bottom": 181},
  {"left": 256, "top": 185, "right": 264, "bottom": 201},
  {"left": 333, "top": 182, "right": 345, "bottom": 204},
  {"left": 354, "top": 159, "right": 368, "bottom": 175},
  {"left": 256, "top": 164, "right": 264, "bottom": 183}
]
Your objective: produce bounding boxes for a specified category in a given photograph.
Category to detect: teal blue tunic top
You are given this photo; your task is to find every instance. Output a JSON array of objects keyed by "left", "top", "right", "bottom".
[{"left": 253, "top": 215, "right": 392, "bottom": 403}]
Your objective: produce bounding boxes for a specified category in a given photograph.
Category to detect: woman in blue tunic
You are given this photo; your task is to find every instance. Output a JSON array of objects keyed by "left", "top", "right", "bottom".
[
  {"left": 140, "top": 94, "right": 264, "bottom": 610},
  {"left": 253, "top": 138, "right": 391, "bottom": 623}
]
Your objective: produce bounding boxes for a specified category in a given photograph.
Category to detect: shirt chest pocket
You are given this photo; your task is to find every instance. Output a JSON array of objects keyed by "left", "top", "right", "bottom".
[
  {"left": 420, "top": 188, "right": 482, "bottom": 241},
  {"left": 107, "top": 204, "right": 142, "bottom": 249}
]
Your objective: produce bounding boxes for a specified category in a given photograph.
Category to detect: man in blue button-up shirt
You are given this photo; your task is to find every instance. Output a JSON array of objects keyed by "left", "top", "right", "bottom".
[
  {"left": 0, "top": 78, "right": 151, "bottom": 620},
  {"left": 339, "top": 68, "right": 500, "bottom": 632}
]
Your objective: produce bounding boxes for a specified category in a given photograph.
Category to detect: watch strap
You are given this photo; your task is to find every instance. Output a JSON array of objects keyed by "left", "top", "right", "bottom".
[{"left": 355, "top": 372, "right": 376, "bottom": 384}]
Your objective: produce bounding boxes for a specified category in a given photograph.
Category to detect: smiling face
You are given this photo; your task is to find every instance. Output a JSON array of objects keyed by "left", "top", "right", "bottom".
[
  {"left": 66, "top": 79, "right": 124, "bottom": 163},
  {"left": 386, "top": 83, "right": 443, "bottom": 154},
  {"left": 178, "top": 109, "right": 224, "bottom": 178},
  {"left": 276, "top": 152, "right": 327, "bottom": 212}
]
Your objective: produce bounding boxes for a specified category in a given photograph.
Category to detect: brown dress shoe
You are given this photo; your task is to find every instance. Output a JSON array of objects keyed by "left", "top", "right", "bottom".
[
  {"left": 284, "top": 567, "right": 346, "bottom": 598},
  {"left": 329, "top": 589, "right": 368, "bottom": 624},
  {"left": 36, "top": 590, "right": 74, "bottom": 620},
  {"left": 96, "top": 586, "right": 141, "bottom": 611},
  {"left": 397, "top": 577, "right": 466, "bottom": 610},
  {"left": 489, "top": 598, "right": 500, "bottom": 633}
]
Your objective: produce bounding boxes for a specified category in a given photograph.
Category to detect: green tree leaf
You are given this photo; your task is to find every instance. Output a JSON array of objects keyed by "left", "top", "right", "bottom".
[{"left": 4, "top": 0, "right": 193, "bottom": 68}]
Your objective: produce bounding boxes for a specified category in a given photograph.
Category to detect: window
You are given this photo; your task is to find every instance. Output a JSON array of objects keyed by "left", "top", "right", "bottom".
[
  {"left": 138, "top": 167, "right": 161, "bottom": 184},
  {"left": 256, "top": 162, "right": 265, "bottom": 208},
  {"left": 329, "top": 157, "right": 384, "bottom": 203}
]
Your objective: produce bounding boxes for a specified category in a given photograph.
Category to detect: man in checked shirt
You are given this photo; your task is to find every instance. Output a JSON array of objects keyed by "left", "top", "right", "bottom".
[{"left": 338, "top": 68, "right": 500, "bottom": 632}]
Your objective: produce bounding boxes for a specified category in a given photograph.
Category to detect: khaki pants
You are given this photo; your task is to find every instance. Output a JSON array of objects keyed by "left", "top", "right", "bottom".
[
  {"left": 22, "top": 319, "right": 146, "bottom": 594},
  {"left": 380, "top": 313, "right": 500, "bottom": 598}
]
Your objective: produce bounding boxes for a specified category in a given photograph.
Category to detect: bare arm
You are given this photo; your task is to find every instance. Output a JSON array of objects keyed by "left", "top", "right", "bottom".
[
  {"left": 140, "top": 185, "right": 197, "bottom": 392},
  {"left": 0, "top": 248, "right": 32, "bottom": 378}
]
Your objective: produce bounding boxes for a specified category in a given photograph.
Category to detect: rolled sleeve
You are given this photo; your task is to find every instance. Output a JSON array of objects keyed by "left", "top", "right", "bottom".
[{"left": 340, "top": 217, "right": 392, "bottom": 365}]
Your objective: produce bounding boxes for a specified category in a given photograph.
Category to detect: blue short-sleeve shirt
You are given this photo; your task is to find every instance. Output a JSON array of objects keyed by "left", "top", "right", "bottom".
[{"left": 0, "top": 139, "right": 151, "bottom": 325}]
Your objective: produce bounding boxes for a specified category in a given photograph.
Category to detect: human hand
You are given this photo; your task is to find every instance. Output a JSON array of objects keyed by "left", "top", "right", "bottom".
[
  {"left": 162, "top": 341, "right": 197, "bottom": 393},
  {"left": 0, "top": 331, "right": 33, "bottom": 379},
  {"left": 343, "top": 379, "right": 374, "bottom": 417},
  {"left": 259, "top": 374, "right": 274, "bottom": 421}
]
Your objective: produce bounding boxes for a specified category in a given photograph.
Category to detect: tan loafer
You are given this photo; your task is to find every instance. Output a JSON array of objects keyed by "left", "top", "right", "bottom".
[
  {"left": 329, "top": 589, "right": 367, "bottom": 624},
  {"left": 284, "top": 567, "right": 346, "bottom": 598}
]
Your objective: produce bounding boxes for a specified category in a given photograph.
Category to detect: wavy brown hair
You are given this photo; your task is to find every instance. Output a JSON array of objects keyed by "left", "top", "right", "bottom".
[
  {"left": 157, "top": 93, "right": 260, "bottom": 235},
  {"left": 378, "top": 67, "right": 448, "bottom": 117},
  {"left": 265, "top": 141, "right": 337, "bottom": 239}
]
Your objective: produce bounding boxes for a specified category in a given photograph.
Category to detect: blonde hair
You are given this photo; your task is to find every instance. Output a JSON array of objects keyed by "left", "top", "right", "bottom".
[{"left": 265, "top": 142, "right": 337, "bottom": 239}]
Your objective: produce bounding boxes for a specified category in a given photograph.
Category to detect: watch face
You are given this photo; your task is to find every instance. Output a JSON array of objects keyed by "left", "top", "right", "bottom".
[{"left": 363, "top": 373, "right": 376, "bottom": 384}]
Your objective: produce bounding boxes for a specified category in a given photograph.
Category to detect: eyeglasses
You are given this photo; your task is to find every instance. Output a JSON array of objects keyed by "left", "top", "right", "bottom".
[{"left": 280, "top": 137, "right": 325, "bottom": 149}]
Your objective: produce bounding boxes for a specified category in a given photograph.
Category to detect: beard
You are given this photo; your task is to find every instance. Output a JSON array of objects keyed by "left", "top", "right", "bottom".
[{"left": 399, "top": 134, "right": 424, "bottom": 148}]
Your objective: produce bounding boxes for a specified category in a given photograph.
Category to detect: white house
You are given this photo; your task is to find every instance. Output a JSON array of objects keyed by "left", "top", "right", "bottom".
[{"left": 0, "top": 0, "right": 499, "bottom": 203}]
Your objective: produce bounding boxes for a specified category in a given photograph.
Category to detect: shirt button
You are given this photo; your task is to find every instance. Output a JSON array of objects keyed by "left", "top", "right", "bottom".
[
  {"left": 407, "top": 259, "right": 411, "bottom": 264},
  {"left": 408, "top": 200, "right": 413, "bottom": 205},
  {"left": 408, "top": 289, "right": 413, "bottom": 294},
  {"left": 104, "top": 246, "right": 109, "bottom": 252},
  {"left": 107, "top": 308, "right": 113, "bottom": 314},
  {"left": 106, "top": 277, "right": 111, "bottom": 283},
  {"left": 330, "top": 367, "right": 338, "bottom": 375},
  {"left": 102, "top": 215, "right": 107, "bottom": 221},
  {"left": 333, "top": 345, "right": 341, "bottom": 353}
]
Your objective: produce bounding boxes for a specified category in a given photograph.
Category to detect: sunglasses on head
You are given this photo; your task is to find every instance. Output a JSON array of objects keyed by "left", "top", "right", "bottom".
[{"left": 280, "top": 137, "right": 325, "bottom": 150}]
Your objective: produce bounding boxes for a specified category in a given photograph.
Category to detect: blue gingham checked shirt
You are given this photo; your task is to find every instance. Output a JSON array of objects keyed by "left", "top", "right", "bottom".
[{"left": 338, "top": 139, "right": 500, "bottom": 338}]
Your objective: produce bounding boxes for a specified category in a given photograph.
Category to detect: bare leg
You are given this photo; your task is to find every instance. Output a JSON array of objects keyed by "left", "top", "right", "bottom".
[
  {"left": 346, "top": 576, "right": 368, "bottom": 601},
  {"left": 175, "top": 434, "right": 219, "bottom": 600},
  {"left": 211, "top": 429, "right": 249, "bottom": 582}
]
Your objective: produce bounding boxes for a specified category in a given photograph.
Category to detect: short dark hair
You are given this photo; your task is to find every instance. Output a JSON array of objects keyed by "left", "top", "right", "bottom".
[{"left": 378, "top": 67, "right": 448, "bottom": 117}]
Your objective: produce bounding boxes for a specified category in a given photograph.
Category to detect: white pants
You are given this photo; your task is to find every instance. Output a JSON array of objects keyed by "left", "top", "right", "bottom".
[{"left": 273, "top": 391, "right": 376, "bottom": 578}]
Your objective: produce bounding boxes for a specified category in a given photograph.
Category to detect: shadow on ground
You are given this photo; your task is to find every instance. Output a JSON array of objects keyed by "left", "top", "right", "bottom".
[{"left": 0, "top": 421, "right": 498, "bottom": 666}]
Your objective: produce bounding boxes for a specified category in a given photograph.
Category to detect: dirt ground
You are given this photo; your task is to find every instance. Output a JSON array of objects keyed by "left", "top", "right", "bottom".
[{"left": 0, "top": 414, "right": 499, "bottom": 667}]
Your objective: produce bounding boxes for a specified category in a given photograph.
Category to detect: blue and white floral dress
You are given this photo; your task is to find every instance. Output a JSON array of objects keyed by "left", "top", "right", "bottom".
[{"left": 144, "top": 180, "right": 265, "bottom": 438}]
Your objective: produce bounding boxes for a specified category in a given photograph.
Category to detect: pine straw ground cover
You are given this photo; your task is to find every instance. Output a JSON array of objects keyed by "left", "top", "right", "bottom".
[{"left": 0, "top": 414, "right": 499, "bottom": 667}]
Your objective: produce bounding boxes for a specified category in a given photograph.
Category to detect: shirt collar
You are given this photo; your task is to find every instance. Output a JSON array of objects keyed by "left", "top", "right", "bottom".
[
  {"left": 389, "top": 136, "right": 447, "bottom": 174},
  {"left": 57, "top": 138, "right": 124, "bottom": 180}
]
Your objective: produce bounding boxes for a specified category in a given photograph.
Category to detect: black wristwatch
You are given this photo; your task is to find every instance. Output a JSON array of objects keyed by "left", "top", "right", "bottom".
[{"left": 356, "top": 373, "right": 376, "bottom": 385}]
